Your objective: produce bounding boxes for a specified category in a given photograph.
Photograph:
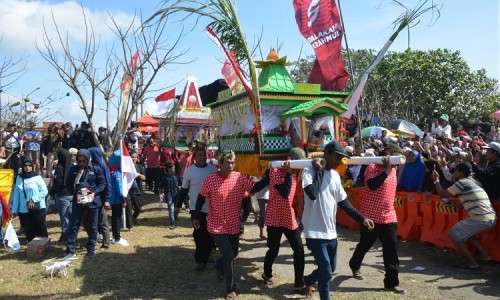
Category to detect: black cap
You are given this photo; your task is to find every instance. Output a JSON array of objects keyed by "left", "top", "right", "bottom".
[{"left": 323, "top": 141, "right": 350, "bottom": 157}]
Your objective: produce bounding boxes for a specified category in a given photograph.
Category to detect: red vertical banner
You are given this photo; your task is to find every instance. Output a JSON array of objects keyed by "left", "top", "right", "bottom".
[{"left": 293, "top": 0, "right": 350, "bottom": 91}]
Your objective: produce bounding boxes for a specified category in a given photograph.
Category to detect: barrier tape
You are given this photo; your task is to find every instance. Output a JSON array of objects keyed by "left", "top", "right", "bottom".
[{"left": 435, "top": 202, "right": 457, "bottom": 215}]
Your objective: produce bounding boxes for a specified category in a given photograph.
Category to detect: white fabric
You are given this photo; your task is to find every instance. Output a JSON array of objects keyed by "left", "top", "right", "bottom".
[
  {"left": 431, "top": 123, "right": 442, "bottom": 136},
  {"left": 442, "top": 125, "right": 452, "bottom": 138},
  {"left": 221, "top": 105, "right": 292, "bottom": 136},
  {"left": 314, "top": 116, "right": 335, "bottom": 140},
  {"left": 2, "top": 131, "right": 20, "bottom": 149},
  {"left": 181, "top": 164, "right": 218, "bottom": 213},
  {"left": 301, "top": 167, "right": 347, "bottom": 240},
  {"left": 120, "top": 142, "right": 137, "bottom": 197}
]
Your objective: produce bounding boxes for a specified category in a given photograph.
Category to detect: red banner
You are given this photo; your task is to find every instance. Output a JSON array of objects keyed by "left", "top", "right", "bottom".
[
  {"left": 120, "top": 50, "right": 139, "bottom": 99},
  {"left": 293, "top": 0, "right": 349, "bottom": 91}
]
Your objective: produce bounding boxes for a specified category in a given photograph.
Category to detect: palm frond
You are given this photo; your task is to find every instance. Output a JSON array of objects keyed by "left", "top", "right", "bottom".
[{"left": 389, "top": 0, "right": 441, "bottom": 41}]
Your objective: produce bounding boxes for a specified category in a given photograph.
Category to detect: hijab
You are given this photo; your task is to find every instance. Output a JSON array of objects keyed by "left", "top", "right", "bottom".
[
  {"left": 20, "top": 156, "right": 38, "bottom": 179},
  {"left": 398, "top": 150, "right": 426, "bottom": 192},
  {"left": 88, "top": 147, "right": 112, "bottom": 198}
]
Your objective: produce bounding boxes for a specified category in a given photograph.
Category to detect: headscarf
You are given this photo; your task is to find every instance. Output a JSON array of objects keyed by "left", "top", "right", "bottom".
[
  {"left": 398, "top": 150, "right": 426, "bottom": 192},
  {"left": 56, "top": 149, "right": 71, "bottom": 187},
  {"left": 20, "top": 156, "right": 38, "bottom": 179}
]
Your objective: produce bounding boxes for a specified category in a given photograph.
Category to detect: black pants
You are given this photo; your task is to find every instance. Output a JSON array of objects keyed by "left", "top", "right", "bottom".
[
  {"left": 83, "top": 206, "right": 110, "bottom": 248},
  {"left": 212, "top": 233, "right": 239, "bottom": 294},
  {"left": 239, "top": 197, "right": 252, "bottom": 233},
  {"left": 111, "top": 204, "right": 123, "bottom": 240},
  {"left": 130, "top": 194, "right": 143, "bottom": 220},
  {"left": 349, "top": 223, "right": 400, "bottom": 289},
  {"left": 19, "top": 209, "right": 48, "bottom": 242},
  {"left": 264, "top": 226, "right": 305, "bottom": 287},
  {"left": 145, "top": 167, "right": 161, "bottom": 194},
  {"left": 191, "top": 212, "right": 216, "bottom": 264}
]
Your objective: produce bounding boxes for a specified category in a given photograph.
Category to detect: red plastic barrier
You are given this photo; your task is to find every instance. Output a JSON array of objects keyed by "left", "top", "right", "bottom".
[
  {"left": 394, "top": 192, "right": 423, "bottom": 241},
  {"left": 419, "top": 195, "right": 438, "bottom": 245},
  {"left": 337, "top": 187, "right": 360, "bottom": 230},
  {"left": 478, "top": 202, "right": 500, "bottom": 262},
  {"left": 420, "top": 196, "right": 466, "bottom": 251}
]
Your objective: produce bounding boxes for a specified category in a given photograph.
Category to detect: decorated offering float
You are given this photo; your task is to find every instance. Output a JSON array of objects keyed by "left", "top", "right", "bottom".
[
  {"left": 208, "top": 49, "right": 350, "bottom": 176},
  {"left": 160, "top": 76, "right": 218, "bottom": 151}
]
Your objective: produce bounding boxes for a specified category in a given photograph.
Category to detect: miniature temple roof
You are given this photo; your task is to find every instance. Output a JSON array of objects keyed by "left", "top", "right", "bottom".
[
  {"left": 137, "top": 114, "right": 159, "bottom": 125},
  {"left": 176, "top": 76, "right": 212, "bottom": 125},
  {"left": 279, "top": 97, "right": 347, "bottom": 121},
  {"left": 256, "top": 49, "right": 295, "bottom": 93}
]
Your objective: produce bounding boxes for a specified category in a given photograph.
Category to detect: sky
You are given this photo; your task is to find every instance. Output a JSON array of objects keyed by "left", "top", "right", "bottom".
[{"left": 0, "top": 0, "right": 498, "bottom": 128}]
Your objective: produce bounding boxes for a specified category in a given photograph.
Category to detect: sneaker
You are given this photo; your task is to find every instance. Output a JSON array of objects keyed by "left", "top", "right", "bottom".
[
  {"left": 63, "top": 253, "right": 76, "bottom": 261},
  {"left": 168, "top": 225, "right": 176, "bottom": 230},
  {"left": 99, "top": 246, "right": 109, "bottom": 252},
  {"left": 97, "top": 234, "right": 103, "bottom": 242},
  {"left": 113, "top": 238, "right": 129, "bottom": 246},
  {"left": 86, "top": 252, "right": 95, "bottom": 258}
]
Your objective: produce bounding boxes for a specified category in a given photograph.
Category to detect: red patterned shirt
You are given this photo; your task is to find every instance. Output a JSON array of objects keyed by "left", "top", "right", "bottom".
[
  {"left": 265, "top": 168, "right": 298, "bottom": 230},
  {"left": 200, "top": 171, "right": 255, "bottom": 234},
  {"left": 360, "top": 164, "right": 398, "bottom": 224}
]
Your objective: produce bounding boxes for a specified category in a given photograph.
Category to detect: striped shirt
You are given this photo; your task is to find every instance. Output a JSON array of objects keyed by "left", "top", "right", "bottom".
[{"left": 447, "top": 178, "right": 496, "bottom": 221}]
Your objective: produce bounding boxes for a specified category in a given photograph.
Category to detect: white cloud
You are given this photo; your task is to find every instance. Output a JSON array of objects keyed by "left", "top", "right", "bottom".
[{"left": 0, "top": 0, "right": 136, "bottom": 53}]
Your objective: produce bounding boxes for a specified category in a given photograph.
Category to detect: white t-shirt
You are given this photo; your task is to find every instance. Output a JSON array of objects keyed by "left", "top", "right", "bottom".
[
  {"left": 181, "top": 164, "right": 218, "bottom": 213},
  {"left": 302, "top": 167, "right": 347, "bottom": 240},
  {"left": 2, "top": 131, "right": 20, "bottom": 149}
]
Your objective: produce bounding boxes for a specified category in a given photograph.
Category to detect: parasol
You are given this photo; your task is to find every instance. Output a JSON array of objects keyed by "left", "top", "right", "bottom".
[
  {"left": 490, "top": 110, "right": 500, "bottom": 121},
  {"left": 389, "top": 119, "right": 424, "bottom": 138}
]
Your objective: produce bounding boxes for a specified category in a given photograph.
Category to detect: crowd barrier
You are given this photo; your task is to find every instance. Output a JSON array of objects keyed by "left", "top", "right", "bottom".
[{"left": 344, "top": 187, "right": 500, "bottom": 262}]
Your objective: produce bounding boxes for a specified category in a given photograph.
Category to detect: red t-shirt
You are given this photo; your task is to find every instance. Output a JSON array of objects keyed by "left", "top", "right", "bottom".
[
  {"left": 142, "top": 145, "right": 161, "bottom": 168},
  {"left": 360, "top": 164, "right": 398, "bottom": 224},
  {"left": 199, "top": 171, "right": 254, "bottom": 234},
  {"left": 265, "top": 168, "right": 298, "bottom": 230}
]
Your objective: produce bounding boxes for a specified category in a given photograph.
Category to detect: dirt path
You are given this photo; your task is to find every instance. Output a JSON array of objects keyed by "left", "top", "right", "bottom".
[{"left": 240, "top": 219, "right": 500, "bottom": 299}]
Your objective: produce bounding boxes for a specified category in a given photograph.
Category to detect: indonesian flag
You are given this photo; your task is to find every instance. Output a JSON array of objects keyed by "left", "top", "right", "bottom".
[
  {"left": 120, "top": 141, "right": 137, "bottom": 197},
  {"left": 120, "top": 50, "right": 140, "bottom": 100},
  {"left": 293, "top": 0, "right": 350, "bottom": 91},
  {"left": 155, "top": 88, "right": 176, "bottom": 112}
]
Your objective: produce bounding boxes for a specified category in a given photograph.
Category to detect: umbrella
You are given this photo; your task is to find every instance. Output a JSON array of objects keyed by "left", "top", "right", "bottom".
[
  {"left": 357, "top": 126, "right": 395, "bottom": 139},
  {"left": 490, "top": 110, "right": 500, "bottom": 121},
  {"left": 389, "top": 119, "right": 424, "bottom": 138}
]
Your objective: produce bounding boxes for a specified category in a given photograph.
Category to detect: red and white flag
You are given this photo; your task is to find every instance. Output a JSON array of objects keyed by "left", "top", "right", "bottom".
[
  {"left": 120, "top": 50, "right": 140, "bottom": 100},
  {"left": 120, "top": 141, "right": 137, "bottom": 197},
  {"left": 155, "top": 88, "right": 176, "bottom": 111},
  {"left": 293, "top": 0, "right": 349, "bottom": 91}
]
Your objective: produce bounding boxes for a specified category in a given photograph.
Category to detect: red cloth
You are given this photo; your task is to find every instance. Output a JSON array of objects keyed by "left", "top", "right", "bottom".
[
  {"left": 155, "top": 88, "right": 175, "bottom": 102},
  {"left": 1, "top": 192, "right": 11, "bottom": 227},
  {"left": 293, "top": 0, "right": 350, "bottom": 91},
  {"left": 142, "top": 145, "right": 161, "bottom": 168},
  {"left": 160, "top": 148, "right": 176, "bottom": 166},
  {"left": 360, "top": 164, "right": 398, "bottom": 224},
  {"left": 264, "top": 169, "right": 298, "bottom": 230},
  {"left": 200, "top": 171, "right": 254, "bottom": 234}
]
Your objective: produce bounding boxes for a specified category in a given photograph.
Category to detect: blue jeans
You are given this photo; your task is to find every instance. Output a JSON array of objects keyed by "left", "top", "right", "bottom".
[
  {"left": 166, "top": 195, "right": 175, "bottom": 226},
  {"left": 66, "top": 203, "right": 98, "bottom": 255},
  {"left": 56, "top": 195, "right": 73, "bottom": 242},
  {"left": 304, "top": 238, "right": 338, "bottom": 300}
]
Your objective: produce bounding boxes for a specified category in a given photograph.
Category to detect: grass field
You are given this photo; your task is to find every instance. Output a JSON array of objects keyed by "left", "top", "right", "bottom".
[{"left": 2, "top": 192, "right": 499, "bottom": 300}]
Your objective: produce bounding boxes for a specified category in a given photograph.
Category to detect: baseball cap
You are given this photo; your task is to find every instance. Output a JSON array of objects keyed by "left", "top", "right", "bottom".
[
  {"left": 439, "top": 114, "right": 449, "bottom": 122},
  {"left": 483, "top": 142, "right": 500, "bottom": 153},
  {"left": 323, "top": 141, "right": 350, "bottom": 157}
]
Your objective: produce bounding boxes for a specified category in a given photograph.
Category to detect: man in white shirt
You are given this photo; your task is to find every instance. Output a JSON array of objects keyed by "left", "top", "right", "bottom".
[
  {"left": 301, "top": 141, "right": 374, "bottom": 299},
  {"left": 175, "top": 147, "right": 218, "bottom": 271}
]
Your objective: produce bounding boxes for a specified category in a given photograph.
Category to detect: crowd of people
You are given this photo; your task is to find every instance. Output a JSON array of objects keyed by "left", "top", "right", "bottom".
[{"left": 1, "top": 114, "right": 499, "bottom": 300}]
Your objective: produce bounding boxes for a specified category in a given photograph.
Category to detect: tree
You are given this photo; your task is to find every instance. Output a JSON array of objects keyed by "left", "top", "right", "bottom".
[
  {"left": 0, "top": 35, "right": 27, "bottom": 127},
  {"left": 290, "top": 48, "right": 500, "bottom": 129},
  {"left": 149, "top": 0, "right": 266, "bottom": 152},
  {"left": 37, "top": 6, "right": 189, "bottom": 153}
]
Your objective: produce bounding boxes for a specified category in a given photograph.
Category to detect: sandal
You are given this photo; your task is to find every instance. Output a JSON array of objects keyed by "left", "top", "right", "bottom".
[
  {"left": 226, "top": 291, "right": 237, "bottom": 300},
  {"left": 304, "top": 285, "right": 315, "bottom": 298},
  {"left": 261, "top": 274, "right": 274, "bottom": 287},
  {"left": 294, "top": 285, "right": 316, "bottom": 294}
]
